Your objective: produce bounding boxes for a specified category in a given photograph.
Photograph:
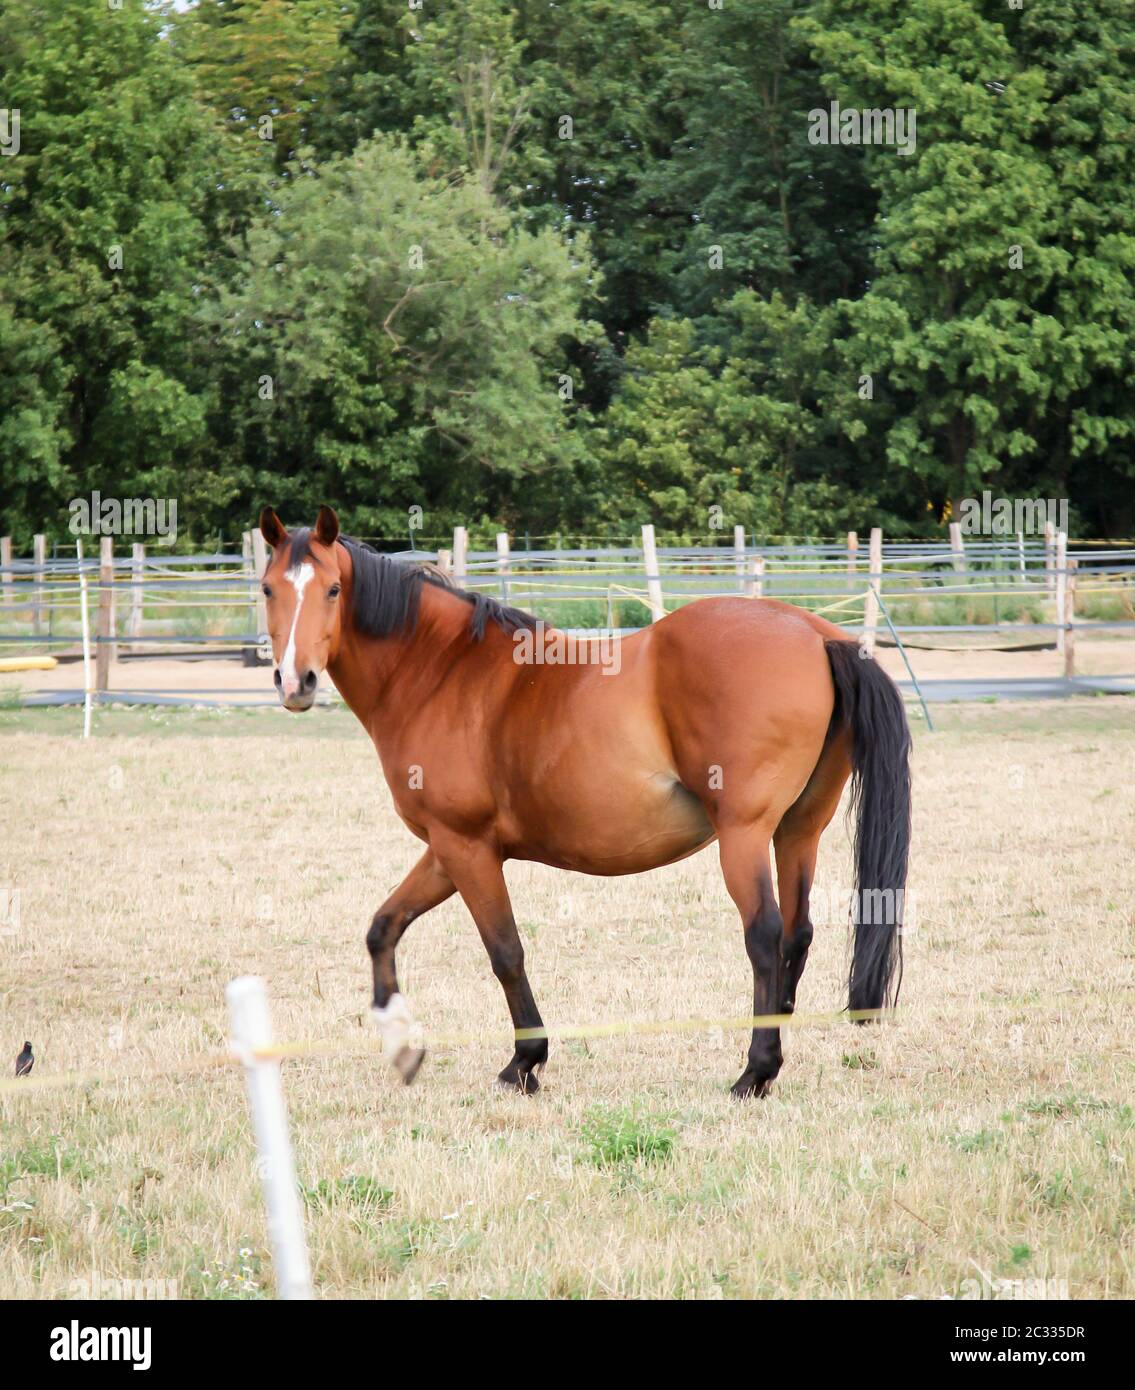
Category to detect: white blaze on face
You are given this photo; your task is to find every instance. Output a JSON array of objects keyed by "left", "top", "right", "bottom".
[{"left": 280, "top": 562, "right": 315, "bottom": 692}]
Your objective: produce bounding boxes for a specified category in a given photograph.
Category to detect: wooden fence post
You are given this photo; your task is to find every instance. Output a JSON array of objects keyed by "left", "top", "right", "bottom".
[
  {"left": 252, "top": 526, "right": 270, "bottom": 663},
  {"left": 949, "top": 521, "right": 966, "bottom": 573},
  {"left": 1055, "top": 530, "right": 1068, "bottom": 657},
  {"left": 32, "top": 534, "right": 45, "bottom": 635},
  {"left": 734, "top": 525, "right": 746, "bottom": 594},
  {"left": 129, "top": 542, "right": 145, "bottom": 649},
  {"left": 847, "top": 530, "right": 858, "bottom": 593},
  {"left": 436, "top": 548, "right": 452, "bottom": 577},
  {"left": 1064, "top": 557, "right": 1078, "bottom": 678},
  {"left": 496, "top": 531, "right": 510, "bottom": 603},
  {"left": 96, "top": 537, "right": 114, "bottom": 690},
  {"left": 0, "top": 536, "right": 10, "bottom": 608},
  {"left": 453, "top": 526, "right": 468, "bottom": 588},
  {"left": 863, "top": 526, "right": 883, "bottom": 657},
  {"left": 641, "top": 524, "right": 665, "bottom": 622}
]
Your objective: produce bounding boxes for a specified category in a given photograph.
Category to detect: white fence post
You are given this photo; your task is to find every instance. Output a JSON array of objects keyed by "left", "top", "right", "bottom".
[
  {"left": 863, "top": 526, "right": 883, "bottom": 657},
  {"left": 226, "top": 976, "right": 313, "bottom": 1301},
  {"left": 77, "top": 540, "right": 93, "bottom": 740},
  {"left": 496, "top": 530, "right": 510, "bottom": 603},
  {"left": 734, "top": 525, "right": 746, "bottom": 594},
  {"left": 1055, "top": 530, "right": 1068, "bottom": 656},
  {"left": 252, "top": 527, "right": 270, "bottom": 663},
  {"left": 1044, "top": 520, "right": 1056, "bottom": 597},
  {"left": 745, "top": 554, "right": 765, "bottom": 599},
  {"left": 453, "top": 526, "right": 468, "bottom": 588},
  {"left": 241, "top": 531, "right": 256, "bottom": 666},
  {"left": 129, "top": 542, "right": 145, "bottom": 649},
  {"left": 32, "top": 534, "right": 46, "bottom": 635},
  {"left": 948, "top": 521, "right": 966, "bottom": 573},
  {"left": 641, "top": 524, "right": 665, "bottom": 622}
]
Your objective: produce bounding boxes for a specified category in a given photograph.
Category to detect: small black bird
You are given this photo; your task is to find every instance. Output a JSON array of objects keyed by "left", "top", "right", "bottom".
[{"left": 15, "top": 1041, "right": 33, "bottom": 1077}]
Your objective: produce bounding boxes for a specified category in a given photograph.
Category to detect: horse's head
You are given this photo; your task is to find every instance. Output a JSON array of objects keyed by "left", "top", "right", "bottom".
[{"left": 258, "top": 505, "right": 345, "bottom": 712}]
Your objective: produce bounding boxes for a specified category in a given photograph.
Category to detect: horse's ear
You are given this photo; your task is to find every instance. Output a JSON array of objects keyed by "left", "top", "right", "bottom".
[
  {"left": 259, "top": 507, "right": 288, "bottom": 549},
  {"left": 314, "top": 505, "right": 340, "bottom": 547}
]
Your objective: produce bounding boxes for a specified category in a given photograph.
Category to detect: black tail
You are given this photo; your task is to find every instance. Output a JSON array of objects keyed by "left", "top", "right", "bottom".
[{"left": 824, "top": 639, "right": 912, "bottom": 1014}]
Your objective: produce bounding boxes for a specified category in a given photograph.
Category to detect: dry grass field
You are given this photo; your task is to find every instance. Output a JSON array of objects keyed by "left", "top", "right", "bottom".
[{"left": 1, "top": 698, "right": 1133, "bottom": 1300}]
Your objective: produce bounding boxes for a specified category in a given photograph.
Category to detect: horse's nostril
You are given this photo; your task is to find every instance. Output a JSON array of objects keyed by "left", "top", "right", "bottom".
[
  {"left": 273, "top": 669, "right": 282, "bottom": 689},
  {"left": 302, "top": 670, "right": 318, "bottom": 693}
]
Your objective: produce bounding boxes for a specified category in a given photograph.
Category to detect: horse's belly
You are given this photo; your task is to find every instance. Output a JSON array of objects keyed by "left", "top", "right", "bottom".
[{"left": 508, "top": 772, "right": 715, "bottom": 876}]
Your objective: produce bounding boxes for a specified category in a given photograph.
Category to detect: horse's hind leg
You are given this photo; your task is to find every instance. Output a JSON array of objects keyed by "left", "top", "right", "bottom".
[
  {"left": 771, "top": 827, "right": 819, "bottom": 1016},
  {"left": 773, "top": 733, "right": 852, "bottom": 1013},
  {"left": 718, "top": 824, "right": 785, "bottom": 1099},
  {"left": 367, "top": 849, "right": 455, "bottom": 1080}
]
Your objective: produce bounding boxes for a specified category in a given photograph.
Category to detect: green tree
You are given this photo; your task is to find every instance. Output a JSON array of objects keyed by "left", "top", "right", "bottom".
[
  {"left": 801, "top": 0, "right": 1135, "bottom": 524},
  {"left": 1014, "top": 0, "right": 1135, "bottom": 534},
  {"left": 647, "top": 0, "right": 876, "bottom": 321},
  {"left": 0, "top": 0, "right": 228, "bottom": 542},
  {"left": 599, "top": 294, "right": 878, "bottom": 538},
  {"left": 176, "top": 0, "right": 345, "bottom": 175},
  {"left": 0, "top": 303, "right": 71, "bottom": 543},
  {"left": 205, "top": 135, "right": 599, "bottom": 535},
  {"left": 326, "top": 1, "right": 685, "bottom": 395}
]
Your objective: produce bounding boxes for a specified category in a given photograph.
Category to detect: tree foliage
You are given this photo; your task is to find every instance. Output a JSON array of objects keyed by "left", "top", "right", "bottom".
[
  {"left": 0, "top": 0, "right": 223, "bottom": 543},
  {"left": 204, "top": 134, "right": 598, "bottom": 535},
  {"left": 1, "top": 0, "right": 1132, "bottom": 544}
]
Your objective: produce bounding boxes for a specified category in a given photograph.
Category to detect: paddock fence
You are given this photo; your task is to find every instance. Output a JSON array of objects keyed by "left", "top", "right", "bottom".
[{"left": 1, "top": 526, "right": 1133, "bottom": 714}]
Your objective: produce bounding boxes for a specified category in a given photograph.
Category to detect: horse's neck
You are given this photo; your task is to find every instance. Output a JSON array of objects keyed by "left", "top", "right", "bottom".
[{"left": 328, "top": 581, "right": 487, "bottom": 735}]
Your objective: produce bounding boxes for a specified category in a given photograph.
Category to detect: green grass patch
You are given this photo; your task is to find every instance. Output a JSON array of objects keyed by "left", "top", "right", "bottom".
[
  {"left": 301, "top": 1175, "right": 394, "bottom": 1216},
  {"left": 949, "top": 1129, "right": 1003, "bottom": 1153},
  {"left": 579, "top": 1104, "right": 676, "bottom": 1169},
  {"left": 0, "top": 1138, "right": 93, "bottom": 1190},
  {"left": 1021, "top": 1093, "right": 1109, "bottom": 1120},
  {"left": 841, "top": 1050, "right": 877, "bottom": 1071}
]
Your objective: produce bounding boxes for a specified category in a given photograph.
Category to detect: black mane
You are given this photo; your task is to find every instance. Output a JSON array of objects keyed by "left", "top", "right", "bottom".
[{"left": 285, "top": 530, "right": 539, "bottom": 641}]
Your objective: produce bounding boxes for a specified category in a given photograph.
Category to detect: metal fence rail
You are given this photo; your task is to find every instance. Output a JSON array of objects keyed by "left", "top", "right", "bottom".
[{"left": 1, "top": 528, "right": 1132, "bottom": 705}]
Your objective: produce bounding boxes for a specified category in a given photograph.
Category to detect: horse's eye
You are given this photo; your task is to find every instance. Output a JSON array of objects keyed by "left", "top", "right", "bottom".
[
  {"left": 328, "top": 584, "right": 341, "bottom": 599},
  {"left": 262, "top": 584, "right": 272, "bottom": 599}
]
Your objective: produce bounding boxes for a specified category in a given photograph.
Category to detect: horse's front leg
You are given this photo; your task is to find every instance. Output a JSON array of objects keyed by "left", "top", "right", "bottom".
[
  {"left": 432, "top": 833, "right": 548, "bottom": 1093},
  {"left": 367, "top": 849, "right": 455, "bottom": 1081}
]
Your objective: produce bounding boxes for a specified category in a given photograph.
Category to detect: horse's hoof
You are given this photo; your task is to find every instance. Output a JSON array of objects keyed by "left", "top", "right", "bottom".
[
  {"left": 730, "top": 1071, "right": 773, "bottom": 1100},
  {"left": 496, "top": 1063, "right": 540, "bottom": 1095},
  {"left": 393, "top": 1045, "right": 426, "bottom": 1085}
]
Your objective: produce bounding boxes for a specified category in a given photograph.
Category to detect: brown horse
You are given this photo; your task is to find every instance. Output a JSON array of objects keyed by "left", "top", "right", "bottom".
[{"left": 258, "top": 505, "right": 911, "bottom": 1098}]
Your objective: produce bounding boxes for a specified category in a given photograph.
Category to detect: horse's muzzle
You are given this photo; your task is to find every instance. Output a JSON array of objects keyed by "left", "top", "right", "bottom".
[{"left": 275, "top": 667, "right": 318, "bottom": 712}]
